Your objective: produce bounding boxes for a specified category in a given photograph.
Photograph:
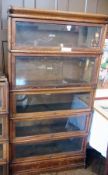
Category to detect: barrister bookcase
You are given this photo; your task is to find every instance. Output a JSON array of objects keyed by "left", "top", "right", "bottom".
[
  {"left": 0, "top": 76, "right": 9, "bottom": 175},
  {"left": 8, "top": 7, "right": 108, "bottom": 175}
]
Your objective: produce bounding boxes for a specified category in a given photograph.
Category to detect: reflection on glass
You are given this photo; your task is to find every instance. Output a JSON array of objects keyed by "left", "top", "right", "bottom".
[
  {"left": 0, "top": 118, "right": 2, "bottom": 136},
  {"left": 16, "top": 92, "right": 90, "bottom": 113},
  {"left": 15, "top": 137, "right": 83, "bottom": 158},
  {"left": 16, "top": 115, "right": 86, "bottom": 137},
  {"left": 0, "top": 144, "right": 3, "bottom": 159},
  {"left": 16, "top": 21, "right": 101, "bottom": 49},
  {"left": 15, "top": 56, "right": 95, "bottom": 87}
]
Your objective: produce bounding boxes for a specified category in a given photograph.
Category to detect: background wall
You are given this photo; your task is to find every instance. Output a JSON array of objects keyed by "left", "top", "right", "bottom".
[{"left": 0, "top": 0, "right": 108, "bottom": 73}]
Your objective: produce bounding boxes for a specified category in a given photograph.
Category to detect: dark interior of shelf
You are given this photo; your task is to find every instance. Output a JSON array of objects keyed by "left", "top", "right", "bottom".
[
  {"left": 16, "top": 98, "right": 88, "bottom": 113},
  {"left": 15, "top": 137, "right": 82, "bottom": 158},
  {"left": 16, "top": 102, "right": 72, "bottom": 113},
  {"left": 16, "top": 118, "right": 81, "bottom": 137}
]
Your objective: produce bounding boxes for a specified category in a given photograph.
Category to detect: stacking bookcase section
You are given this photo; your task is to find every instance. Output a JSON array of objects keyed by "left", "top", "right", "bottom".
[
  {"left": 8, "top": 7, "right": 108, "bottom": 175},
  {"left": 9, "top": 88, "right": 94, "bottom": 115},
  {"left": 9, "top": 11, "right": 107, "bottom": 51},
  {"left": 11, "top": 135, "right": 86, "bottom": 163},
  {"left": 8, "top": 53, "right": 101, "bottom": 90},
  {"left": 10, "top": 112, "right": 92, "bottom": 142},
  {"left": 0, "top": 76, "right": 9, "bottom": 175}
]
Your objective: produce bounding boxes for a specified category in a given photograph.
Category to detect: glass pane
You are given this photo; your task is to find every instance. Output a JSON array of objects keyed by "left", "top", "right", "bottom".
[
  {"left": 15, "top": 137, "right": 83, "bottom": 158},
  {"left": 0, "top": 166, "right": 3, "bottom": 175},
  {"left": 97, "top": 39, "right": 108, "bottom": 89},
  {"left": 16, "top": 92, "right": 90, "bottom": 113},
  {"left": 0, "top": 144, "right": 3, "bottom": 159},
  {"left": 0, "top": 118, "right": 2, "bottom": 136},
  {"left": 16, "top": 115, "right": 86, "bottom": 137},
  {"left": 15, "top": 56, "right": 95, "bottom": 87},
  {"left": 16, "top": 21, "right": 101, "bottom": 49}
]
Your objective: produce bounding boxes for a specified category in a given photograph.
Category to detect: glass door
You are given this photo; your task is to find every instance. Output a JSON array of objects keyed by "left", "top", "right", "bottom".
[
  {"left": 11, "top": 54, "right": 97, "bottom": 89},
  {"left": 13, "top": 91, "right": 92, "bottom": 114},
  {"left": 11, "top": 113, "right": 90, "bottom": 141},
  {"left": 13, "top": 19, "right": 103, "bottom": 51},
  {"left": 12, "top": 136, "right": 85, "bottom": 161}
]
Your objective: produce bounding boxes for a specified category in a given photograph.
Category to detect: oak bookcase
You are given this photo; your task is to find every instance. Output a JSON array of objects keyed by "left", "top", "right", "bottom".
[{"left": 8, "top": 7, "right": 108, "bottom": 175}]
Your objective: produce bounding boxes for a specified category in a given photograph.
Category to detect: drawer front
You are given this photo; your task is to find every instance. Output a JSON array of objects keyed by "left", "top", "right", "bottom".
[
  {"left": 11, "top": 155, "right": 85, "bottom": 175},
  {"left": 0, "top": 143, "right": 9, "bottom": 162},
  {"left": 11, "top": 18, "right": 103, "bottom": 51},
  {"left": 0, "top": 164, "right": 8, "bottom": 175},
  {"left": 10, "top": 54, "right": 98, "bottom": 89},
  {"left": 11, "top": 136, "right": 86, "bottom": 162},
  {"left": 0, "top": 83, "right": 8, "bottom": 113},
  {"left": 10, "top": 113, "right": 91, "bottom": 141},
  {"left": 11, "top": 90, "right": 93, "bottom": 115},
  {"left": 0, "top": 116, "right": 8, "bottom": 140}
]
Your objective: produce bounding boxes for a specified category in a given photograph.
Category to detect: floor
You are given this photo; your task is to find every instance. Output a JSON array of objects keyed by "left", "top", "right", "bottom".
[{"left": 41, "top": 149, "right": 105, "bottom": 175}]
